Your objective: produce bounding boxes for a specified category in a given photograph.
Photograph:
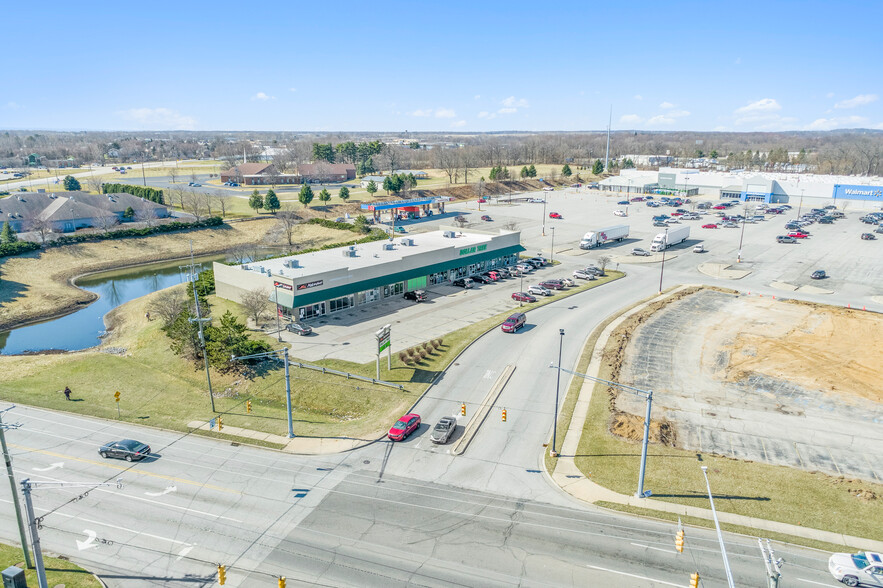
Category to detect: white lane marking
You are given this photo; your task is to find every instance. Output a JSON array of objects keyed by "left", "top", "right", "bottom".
[
  {"left": 585, "top": 564, "right": 685, "bottom": 587},
  {"left": 483, "top": 369, "right": 495, "bottom": 380},
  {"left": 796, "top": 579, "right": 839, "bottom": 587},
  {"left": 33, "top": 462, "right": 64, "bottom": 472},
  {"left": 176, "top": 545, "right": 195, "bottom": 561},
  {"left": 76, "top": 529, "right": 98, "bottom": 551},
  {"left": 630, "top": 542, "right": 675, "bottom": 554},
  {"left": 144, "top": 485, "right": 177, "bottom": 497}
]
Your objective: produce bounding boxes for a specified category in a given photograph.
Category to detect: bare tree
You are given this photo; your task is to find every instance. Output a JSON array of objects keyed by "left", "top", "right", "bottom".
[
  {"left": 182, "top": 189, "right": 206, "bottom": 221},
  {"left": 276, "top": 206, "right": 301, "bottom": 251},
  {"left": 93, "top": 205, "right": 120, "bottom": 233},
  {"left": 26, "top": 216, "right": 53, "bottom": 244},
  {"left": 151, "top": 289, "right": 187, "bottom": 326},
  {"left": 135, "top": 203, "right": 159, "bottom": 227},
  {"left": 435, "top": 147, "right": 458, "bottom": 184},
  {"left": 502, "top": 220, "right": 518, "bottom": 231},
  {"left": 210, "top": 191, "right": 229, "bottom": 218},
  {"left": 85, "top": 174, "right": 103, "bottom": 195},
  {"left": 167, "top": 166, "right": 179, "bottom": 184},
  {"left": 379, "top": 144, "right": 399, "bottom": 174},
  {"left": 240, "top": 288, "right": 270, "bottom": 326},
  {"left": 597, "top": 255, "right": 612, "bottom": 275}
]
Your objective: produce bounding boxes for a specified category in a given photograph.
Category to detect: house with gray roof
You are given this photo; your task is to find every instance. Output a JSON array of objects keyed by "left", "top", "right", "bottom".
[{"left": 0, "top": 191, "right": 169, "bottom": 233}]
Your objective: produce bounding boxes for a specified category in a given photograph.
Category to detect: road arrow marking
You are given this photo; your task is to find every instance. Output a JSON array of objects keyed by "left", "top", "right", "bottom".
[
  {"left": 176, "top": 545, "right": 195, "bottom": 561},
  {"left": 144, "top": 485, "right": 177, "bottom": 497},
  {"left": 33, "top": 462, "right": 64, "bottom": 472},
  {"left": 76, "top": 529, "right": 97, "bottom": 551}
]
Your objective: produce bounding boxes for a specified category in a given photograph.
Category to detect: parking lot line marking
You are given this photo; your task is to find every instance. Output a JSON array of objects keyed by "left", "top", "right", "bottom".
[
  {"left": 761, "top": 438, "right": 769, "bottom": 462},
  {"left": 795, "top": 578, "right": 838, "bottom": 587},
  {"left": 585, "top": 564, "right": 684, "bottom": 587},
  {"left": 827, "top": 448, "right": 843, "bottom": 476},
  {"left": 10, "top": 443, "right": 241, "bottom": 495}
]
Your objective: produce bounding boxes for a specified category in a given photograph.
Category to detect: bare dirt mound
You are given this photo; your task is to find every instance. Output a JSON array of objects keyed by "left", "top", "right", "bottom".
[
  {"left": 723, "top": 300, "right": 883, "bottom": 404},
  {"left": 610, "top": 411, "right": 676, "bottom": 445}
]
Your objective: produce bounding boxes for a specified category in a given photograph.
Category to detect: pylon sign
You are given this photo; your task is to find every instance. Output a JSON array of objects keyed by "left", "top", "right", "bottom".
[{"left": 376, "top": 325, "right": 391, "bottom": 354}]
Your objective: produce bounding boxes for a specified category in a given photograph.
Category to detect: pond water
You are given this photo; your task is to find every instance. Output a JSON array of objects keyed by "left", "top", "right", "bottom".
[{"left": 0, "top": 256, "right": 227, "bottom": 355}]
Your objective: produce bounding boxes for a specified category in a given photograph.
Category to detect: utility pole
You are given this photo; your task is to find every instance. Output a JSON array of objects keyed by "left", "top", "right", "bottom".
[
  {"left": 604, "top": 106, "right": 612, "bottom": 171},
  {"left": 758, "top": 538, "right": 784, "bottom": 588},
  {"left": 183, "top": 241, "right": 214, "bottom": 411},
  {"left": 702, "top": 466, "right": 736, "bottom": 588},
  {"left": 231, "top": 348, "right": 294, "bottom": 438},
  {"left": 0, "top": 406, "right": 32, "bottom": 569}
]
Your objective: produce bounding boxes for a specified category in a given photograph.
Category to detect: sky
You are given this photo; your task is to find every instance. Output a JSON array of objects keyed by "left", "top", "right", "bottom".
[{"left": 3, "top": 0, "right": 882, "bottom": 133}]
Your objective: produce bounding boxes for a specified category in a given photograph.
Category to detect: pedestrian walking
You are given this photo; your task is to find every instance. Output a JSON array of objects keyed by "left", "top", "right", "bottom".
[
  {"left": 63, "top": 386, "right": 72, "bottom": 401},
  {"left": 145, "top": 311, "right": 151, "bottom": 321}
]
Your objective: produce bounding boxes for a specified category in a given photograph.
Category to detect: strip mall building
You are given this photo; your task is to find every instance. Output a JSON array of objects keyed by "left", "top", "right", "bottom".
[{"left": 213, "top": 227, "right": 524, "bottom": 321}]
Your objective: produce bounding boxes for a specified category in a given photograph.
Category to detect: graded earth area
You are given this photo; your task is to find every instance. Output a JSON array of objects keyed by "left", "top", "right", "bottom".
[{"left": 617, "top": 289, "right": 883, "bottom": 484}]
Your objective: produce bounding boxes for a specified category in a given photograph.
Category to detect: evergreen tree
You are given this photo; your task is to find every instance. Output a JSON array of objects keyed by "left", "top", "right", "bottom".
[
  {"left": 298, "top": 183, "right": 314, "bottom": 207},
  {"left": 318, "top": 188, "right": 331, "bottom": 204},
  {"left": 63, "top": 175, "right": 81, "bottom": 191},
  {"left": 382, "top": 176, "right": 393, "bottom": 195},
  {"left": 592, "top": 159, "right": 604, "bottom": 175},
  {"left": 562, "top": 164, "right": 572, "bottom": 177},
  {"left": 123, "top": 206, "right": 135, "bottom": 220},
  {"left": 338, "top": 186, "right": 350, "bottom": 201},
  {"left": 264, "top": 189, "right": 280, "bottom": 213},
  {"left": 0, "top": 221, "right": 17, "bottom": 244},
  {"left": 520, "top": 166, "right": 529, "bottom": 178},
  {"left": 311, "top": 143, "right": 335, "bottom": 163},
  {"left": 489, "top": 166, "right": 499, "bottom": 181},
  {"left": 528, "top": 164, "right": 537, "bottom": 178},
  {"left": 366, "top": 180, "right": 378, "bottom": 197},
  {"left": 248, "top": 189, "right": 263, "bottom": 214}
]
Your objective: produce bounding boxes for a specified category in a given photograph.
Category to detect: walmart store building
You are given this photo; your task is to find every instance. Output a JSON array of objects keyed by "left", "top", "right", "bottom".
[{"left": 214, "top": 227, "right": 524, "bottom": 321}]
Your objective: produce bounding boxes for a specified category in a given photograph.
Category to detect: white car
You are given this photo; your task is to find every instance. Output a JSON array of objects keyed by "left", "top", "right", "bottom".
[
  {"left": 559, "top": 277, "right": 575, "bottom": 287},
  {"left": 516, "top": 263, "right": 533, "bottom": 273},
  {"left": 829, "top": 552, "right": 883, "bottom": 587},
  {"left": 631, "top": 248, "right": 652, "bottom": 256},
  {"left": 527, "top": 284, "right": 551, "bottom": 297},
  {"left": 613, "top": 209, "right": 627, "bottom": 217},
  {"left": 573, "top": 270, "right": 596, "bottom": 280},
  {"left": 542, "top": 186, "right": 554, "bottom": 192},
  {"left": 529, "top": 198, "right": 545, "bottom": 203}
]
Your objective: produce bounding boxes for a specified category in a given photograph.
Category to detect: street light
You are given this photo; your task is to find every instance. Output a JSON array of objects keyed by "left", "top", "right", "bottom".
[
  {"left": 550, "top": 227, "right": 556, "bottom": 265},
  {"left": 797, "top": 188, "right": 805, "bottom": 219},
  {"left": 542, "top": 196, "right": 547, "bottom": 236},
  {"left": 658, "top": 226, "right": 668, "bottom": 294},
  {"left": 701, "top": 466, "right": 736, "bottom": 588},
  {"left": 519, "top": 270, "right": 524, "bottom": 306},
  {"left": 551, "top": 329, "right": 564, "bottom": 457},
  {"left": 737, "top": 203, "right": 749, "bottom": 263}
]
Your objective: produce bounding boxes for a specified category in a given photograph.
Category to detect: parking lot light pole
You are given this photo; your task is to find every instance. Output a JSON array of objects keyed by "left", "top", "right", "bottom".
[
  {"left": 658, "top": 227, "right": 668, "bottom": 294},
  {"left": 551, "top": 329, "right": 564, "bottom": 457},
  {"left": 737, "top": 203, "right": 748, "bottom": 263},
  {"left": 550, "top": 227, "right": 556, "bottom": 265},
  {"left": 519, "top": 272, "right": 524, "bottom": 306},
  {"left": 542, "top": 197, "right": 547, "bottom": 236}
]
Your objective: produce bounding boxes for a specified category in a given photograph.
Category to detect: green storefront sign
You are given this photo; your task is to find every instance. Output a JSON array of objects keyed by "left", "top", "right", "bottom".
[{"left": 459, "top": 244, "right": 487, "bottom": 256}]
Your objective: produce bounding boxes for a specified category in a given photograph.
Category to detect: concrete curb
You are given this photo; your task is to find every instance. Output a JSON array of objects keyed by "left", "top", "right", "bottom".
[{"left": 452, "top": 365, "right": 516, "bottom": 456}]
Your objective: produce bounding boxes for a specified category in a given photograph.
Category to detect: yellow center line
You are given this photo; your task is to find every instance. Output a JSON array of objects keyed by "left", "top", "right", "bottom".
[{"left": 11, "top": 444, "right": 241, "bottom": 495}]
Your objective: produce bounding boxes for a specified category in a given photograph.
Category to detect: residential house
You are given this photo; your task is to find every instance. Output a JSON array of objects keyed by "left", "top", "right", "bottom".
[{"left": 0, "top": 192, "right": 169, "bottom": 234}]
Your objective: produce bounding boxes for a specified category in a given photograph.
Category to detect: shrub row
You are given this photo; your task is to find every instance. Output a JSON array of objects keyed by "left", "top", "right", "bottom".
[
  {"left": 0, "top": 240, "right": 41, "bottom": 257},
  {"left": 398, "top": 339, "right": 443, "bottom": 364},
  {"left": 102, "top": 183, "right": 165, "bottom": 205}
]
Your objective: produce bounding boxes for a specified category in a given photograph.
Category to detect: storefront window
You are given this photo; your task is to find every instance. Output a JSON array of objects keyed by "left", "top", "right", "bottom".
[{"left": 328, "top": 295, "right": 354, "bottom": 313}]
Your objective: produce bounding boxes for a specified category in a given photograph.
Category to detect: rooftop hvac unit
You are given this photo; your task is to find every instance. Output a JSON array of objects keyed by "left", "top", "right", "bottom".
[
  {"left": 443, "top": 230, "right": 456, "bottom": 238},
  {"left": 382, "top": 243, "right": 395, "bottom": 250},
  {"left": 342, "top": 249, "right": 357, "bottom": 257},
  {"left": 400, "top": 238, "right": 414, "bottom": 246},
  {"left": 242, "top": 265, "right": 250, "bottom": 270}
]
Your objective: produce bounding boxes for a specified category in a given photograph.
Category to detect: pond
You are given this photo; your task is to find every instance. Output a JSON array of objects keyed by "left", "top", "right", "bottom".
[{"left": 0, "top": 255, "right": 229, "bottom": 355}]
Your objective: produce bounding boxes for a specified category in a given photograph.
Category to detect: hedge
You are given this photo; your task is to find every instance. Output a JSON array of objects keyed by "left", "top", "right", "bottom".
[
  {"left": 102, "top": 183, "right": 165, "bottom": 205},
  {"left": 0, "top": 217, "right": 224, "bottom": 259}
]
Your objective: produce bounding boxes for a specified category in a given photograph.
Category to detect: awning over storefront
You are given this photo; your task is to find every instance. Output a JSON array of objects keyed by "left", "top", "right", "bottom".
[{"left": 268, "top": 243, "right": 525, "bottom": 309}]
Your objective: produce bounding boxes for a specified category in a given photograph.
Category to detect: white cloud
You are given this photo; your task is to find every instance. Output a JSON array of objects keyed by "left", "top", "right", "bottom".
[
  {"left": 806, "top": 115, "right": 868, "bottom": 130},
  {"left": 834, "top": 94, "right": 878, "bottom": 109},
  {"left": 477, "top": 111, "right": 492, "bottom": 119},
  {"left": 668, "top": 109, "right": 690, "bottom": 118},
  {"left": 735, "top": 98, "right": 781, "bottom": 114},
  {"left": 411, "top": 108, "right": 456, "bottom": 118},
  {"left": 119, "top": 107, "right": 196, "bottom": 130},
  {"left": 501, "top": 96, "right": 529, "bottom": 108},
  {"left": 252, "top": 92, "right": 275, "bottom": 101},
  {"left": 451, "top": 120, "right": 466, "bottom": 128},
  {"left": 647, "top": 115, "right": 676, "bottom": 126},
  {"left": 620, "top": 114, "right": 643, "bottom": 124},
  {"left": 498, "top": 107, "right": 517, "bottom": 115},
  {"left": 874, "top": 122, "right": 883, "bottom": 130},
  {"left": 659, "top": 101, "right": 675, "bottom": 109},
  {"left": 633, "top": 95, "right": 643, "bottom": 101}
]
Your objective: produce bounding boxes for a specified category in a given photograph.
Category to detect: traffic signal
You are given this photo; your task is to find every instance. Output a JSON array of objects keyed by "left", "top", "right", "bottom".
[
  {"left": 460, "top": 403, "right": 466, "bottom": 416},
  {"left": 675, "top": 529, "right": 685, "bottom": 553},
  {"left": 217, "top": 564, "right": 226, "bottom": 585},
  {"left": 689, "top": 571, "right": 699, "bottom": 588},
  {"left": 217, "top": 416, "right": 223, "bottom": 431},
  {"left": 502, "top": 408, "right": 507, "bottom": 422},
  {"left": 114, "top": 391, "right": 121, "bottom": 402},
  {"left": 246, "top": 400, "right": 252, "bottom": 414},
  {"left": 278, "top": 577, "right": 286, "bottom": 588}
]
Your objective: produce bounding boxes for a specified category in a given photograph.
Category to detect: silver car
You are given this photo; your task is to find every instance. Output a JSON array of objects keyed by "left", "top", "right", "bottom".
[
  {"left": 573, "top": 270, "right": 596, "bottom": 280},
  {"left": 829, "top": 552, "right": 883, "bottom": 587},
  {"left": 527, "top": 284, "right": 551, "bottom": 296},
  {"left": 430, "top": 416, "right": 457, "bottom": 444}
]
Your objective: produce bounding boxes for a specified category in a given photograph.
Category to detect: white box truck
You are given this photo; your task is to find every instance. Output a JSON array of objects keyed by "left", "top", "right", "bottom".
[
  {"left": 650, "top": 225, "right": 690, "bottom": 252},
  {"left": 579, "top": 225, "right": 629, "bottom": 249}
]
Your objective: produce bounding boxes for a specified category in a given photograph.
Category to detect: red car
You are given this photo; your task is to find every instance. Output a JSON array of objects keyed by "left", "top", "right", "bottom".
[
  {"left": 478, "top": 198, "right": 487, "bottom": 203},
  {"left": 388, "top": 413, "right": 421, "bottom": 441},
  {"left": 713, "top": 205, "right": 727, "bottom": 210},
  {"left": 702, "top": 223, "right": 719, "bottom": 229},
  {"left": 630, "top": 197, "right": 644, "bottom": 202},
  {"left": 549, "top": 212, "right": 562, "bottom": 219},
  {"left": 670, "top": 212, "right": 683, "bottom": 216},
  {"left": 481, "top": 215, "right": 492, "bottom": 221},
  {"left": 787, "top": 232, "right": 809, "bottom": 239},
  {"left": 511, "top": 292, "right": 537, "bottom": 302}
]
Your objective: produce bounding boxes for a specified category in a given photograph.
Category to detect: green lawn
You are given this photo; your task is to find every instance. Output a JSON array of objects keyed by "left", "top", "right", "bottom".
[
  {"left": 0, "top": 273, "right": 623, "bottom": 443},
  {"left": 0, "top": 542, "right": 102, "bottom": 588},
  {"left": 548, "top": 289, "right": 883, "bottom": 543}
]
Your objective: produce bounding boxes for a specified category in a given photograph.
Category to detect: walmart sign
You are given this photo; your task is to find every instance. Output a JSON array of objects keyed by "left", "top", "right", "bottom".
[
  {"left": 833, "top": 184, "right": 883, "bottom": 201},
  {"left": 459, "top": 244, "right": 488, "bottom": 256}
]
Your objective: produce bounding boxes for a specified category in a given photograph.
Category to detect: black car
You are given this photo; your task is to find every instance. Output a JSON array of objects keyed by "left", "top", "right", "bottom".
[
  {"left": 452, "top": 278, "right": 474, "bottom": 288},
  {"left": 861, "top": 232, "right": 876, "bottom": 240},
  {"left": 471, "top": 274, "right": 493, "bottom": 284},
  {"left": 811, "top": 270, "right": 827, "bottom": 280},
  {"left": 286, "top": 322, "right": 312, "bottom": 335},
  {"left": 99, "top": 439, "right": 151, "bottom": 462},
  {"left": 404, "top": 290, "right": 427, "bottom": 302}
]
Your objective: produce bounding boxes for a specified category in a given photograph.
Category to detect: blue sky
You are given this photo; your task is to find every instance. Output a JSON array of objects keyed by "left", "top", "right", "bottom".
[{"left": 3, "top": 0, "right": 882, "bottom": 132}]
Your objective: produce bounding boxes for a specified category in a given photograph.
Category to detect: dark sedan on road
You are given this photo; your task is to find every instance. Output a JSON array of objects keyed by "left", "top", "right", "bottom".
[
  {"left": 286, "top": 322, "right": 312, "bottom": 335},
  {"left": 99, "top": 439, "right": 151, "bottom": 462},
  {"left": 388, "top": 414, "right": 421, "bottom": 441},
  {"left": 811, "top": 270, "right": 827, "bottom": 280},
  {"left": 430, "top": 416, "right": 457, "bottom": 444}
]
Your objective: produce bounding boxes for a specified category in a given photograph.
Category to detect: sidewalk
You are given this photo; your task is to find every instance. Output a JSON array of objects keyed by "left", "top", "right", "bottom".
[
  {"left": 549, "top": 286, "right": 883, "bottom": 552},
  {"left": 187, "top": 420, "right": 374, "bottom": 454}
]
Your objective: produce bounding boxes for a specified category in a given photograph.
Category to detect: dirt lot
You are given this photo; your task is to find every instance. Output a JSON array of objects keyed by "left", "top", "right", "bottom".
[
  {"left": 616, "top": 290, "right": 883, "bottom": 483},
  {"left": 0, "top": 219, "right": 352, "bottom": 331}
]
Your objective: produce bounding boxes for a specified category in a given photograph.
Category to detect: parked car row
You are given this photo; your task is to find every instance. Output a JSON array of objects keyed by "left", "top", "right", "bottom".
[{"left": 453, "top": 257, "right": 549, "bottom": 290}]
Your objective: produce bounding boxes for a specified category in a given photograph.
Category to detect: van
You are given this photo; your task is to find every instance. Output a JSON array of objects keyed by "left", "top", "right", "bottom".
[{"left": 501, "top": 313, "right": 526, "bottom": 333}]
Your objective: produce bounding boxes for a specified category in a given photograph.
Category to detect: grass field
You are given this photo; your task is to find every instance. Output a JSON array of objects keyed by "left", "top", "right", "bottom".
[
  {"left": 547, "top": 288, "right": 883, "bottom": 543},
  {"left": 0, "top": 542, "right": 102, "bottom": 588},
  {"left": 0, "top": 270, "right": 623, "bottom": 441}
]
